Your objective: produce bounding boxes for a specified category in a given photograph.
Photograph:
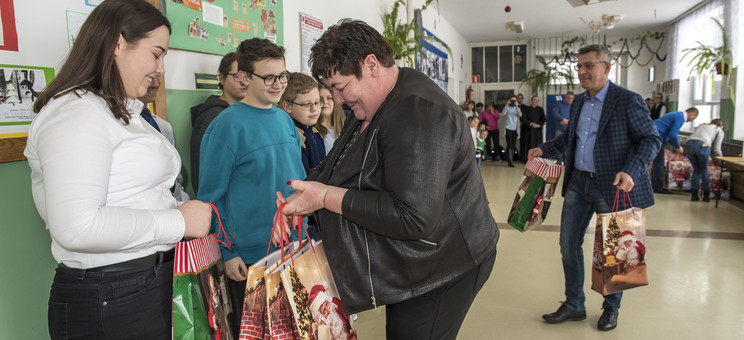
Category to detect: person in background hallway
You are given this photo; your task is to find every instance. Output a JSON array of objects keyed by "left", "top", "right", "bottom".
[
  {"left": 475, "top": 102, "right": 484, "bottom": 114},
  {"left": 651, "top": 107, "right": 698, "bottom": 194},
  {"left": 554, "top": 91, "right": 573, "bottom": 137},
  {"left": 197, "top": 38, "right": 305, "bottom": 337},
  {"left": 529, "top": 44, "right": 661, "bottom": 332},
  {"left": 277, "top": 19, "right": 498, "bottom": 339},
  {"left": 138, "top": 76, "right": 190, "bottom": 202},
  {"left": 645, "top": 98, "right": 654, "bottom": 112},
  {"left": 520, "top": 96, "right": 546, "bottom": 161},
  {"left": 684, "top": 119, "right": 725, "bottom": 202},
  {"left": 502, "top": 94, "right": 522, "bottom": 168},
  {"left": 479, "top": 101, "right": 501, "bottom": 161},
  {"left": 517, "top": 93, "right": 529, "bottom": 161},
  {"left": 649, "top": 93, "right": 667, "bottom": 120},
  {"left": 462, "top": 100, "right": 476, "bottom": 119},
  {"left": 316, "top": 83, "right": 346, "bottom": 156},
  {"left": 25, "top": 1, "right": 212, "bottom": 338},
  {"left": 190, "top": 52, "right": 247, "bottom": 193}
]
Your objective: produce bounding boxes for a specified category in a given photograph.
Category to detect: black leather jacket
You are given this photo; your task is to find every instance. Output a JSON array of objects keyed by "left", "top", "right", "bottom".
[{"left": 308, "top": 68, "right": 499, "bottom": 314}]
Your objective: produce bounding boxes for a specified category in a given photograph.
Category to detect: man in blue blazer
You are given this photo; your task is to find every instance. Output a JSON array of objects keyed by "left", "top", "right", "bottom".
[
  {"left": 652, "top": 108, "right": 699, "bottom": 193},
  {"left": 528, "top": 44, "right": 661, "bottom": 331}
]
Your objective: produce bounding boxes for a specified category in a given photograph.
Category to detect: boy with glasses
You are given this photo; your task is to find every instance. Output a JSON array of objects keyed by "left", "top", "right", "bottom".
[
  {"left": 197, "top": 38, "right": 306, "bottom": 336},
  {"left": 280, "top": 72, "right": 326, "bottom": 175},
  {"left": 190, "top": 52, "right": 248, "bottom": 193}
]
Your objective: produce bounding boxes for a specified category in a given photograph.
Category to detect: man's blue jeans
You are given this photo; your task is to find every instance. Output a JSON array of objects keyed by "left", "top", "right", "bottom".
[{"left": 560, "top": 170, "right": 622, "bottom": 311}]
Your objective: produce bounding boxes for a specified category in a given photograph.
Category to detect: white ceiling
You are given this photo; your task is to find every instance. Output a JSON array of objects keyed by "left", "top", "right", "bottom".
[{"left": 436, "top": 0, "right": 705, "bottom": 43}]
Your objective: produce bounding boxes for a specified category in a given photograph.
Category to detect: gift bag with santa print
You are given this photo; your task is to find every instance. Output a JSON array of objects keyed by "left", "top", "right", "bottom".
[
  {"left": 276, "top": 240, "right": 356, "bottom": 340},
  {"left": 591, "top": 191, "right": 649, "bottom": 295},
  {"left": 507, "top": 157, "right": 563, "bottom": 231}
]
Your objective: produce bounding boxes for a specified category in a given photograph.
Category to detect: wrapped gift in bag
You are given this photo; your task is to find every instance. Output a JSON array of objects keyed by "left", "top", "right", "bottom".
[
  {"left": 507, "top": 157, "right": 562, "bottom": 231},
  {"left": 173, "top": 204, "right": 235, "bottom": 340},
  {"left": 591, "top": 191, "right": 649, "bottom": 295},
  {"left": 240, "top": 203, "right": 356, "bottom": 340}
]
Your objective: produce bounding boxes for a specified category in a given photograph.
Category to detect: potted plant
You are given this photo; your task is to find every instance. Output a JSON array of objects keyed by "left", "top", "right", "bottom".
[
  {"left": 681, "top": 18, "right": 734, "bottom": 102},
  {"left": 520, "top": 56, "right": 575, "bottom": 95},
  {"left": 381, "top": 0, "right": 452, "bottom": 68}
]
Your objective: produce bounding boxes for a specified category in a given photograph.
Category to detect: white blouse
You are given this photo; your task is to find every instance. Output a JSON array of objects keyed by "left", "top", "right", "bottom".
[{"left": 24, "top": 91, "right": 185, "bottom": 269}]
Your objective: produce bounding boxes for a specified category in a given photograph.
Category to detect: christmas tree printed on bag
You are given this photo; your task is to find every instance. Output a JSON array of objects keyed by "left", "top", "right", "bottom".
[{"left": 289, "top": 266, "right": 314, "bottom": 339}]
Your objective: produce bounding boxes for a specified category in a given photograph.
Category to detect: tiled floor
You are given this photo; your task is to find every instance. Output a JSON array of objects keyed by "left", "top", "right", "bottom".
[{"left": 354, "top": 160, "right": 744, "bottom": 339}]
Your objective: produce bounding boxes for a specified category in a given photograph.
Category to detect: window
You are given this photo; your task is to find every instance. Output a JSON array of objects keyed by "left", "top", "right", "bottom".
[{"left": 471, "top": 43, "right": 528, "bottom": 83}]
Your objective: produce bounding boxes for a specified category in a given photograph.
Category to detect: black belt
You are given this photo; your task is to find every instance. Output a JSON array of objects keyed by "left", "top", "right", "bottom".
[
  {"left": 577, "top": 170, "right": 596, "bottom": 179},
  {"left": 60, "top": 248, "right": 175, "bottom": 273}
]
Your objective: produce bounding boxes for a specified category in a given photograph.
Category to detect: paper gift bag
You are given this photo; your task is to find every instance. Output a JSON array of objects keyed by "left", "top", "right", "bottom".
[
  {"left": 173, "top": 203, "right": 235, "bottom": 340},
  {"left": 276, "top": 241, "right": 356, "bottom": 340},
  {"left": 238, "top": 241, "right": 301, "bottom": 340},
  {"left": 591, "top": 193, "right": 649, "bottom": 295},
  {"left": 173, "top": 234, "right": 235, "bottom": 340},
  {"left": 508, "top": 157, "right": 562, "bottom": 231}
]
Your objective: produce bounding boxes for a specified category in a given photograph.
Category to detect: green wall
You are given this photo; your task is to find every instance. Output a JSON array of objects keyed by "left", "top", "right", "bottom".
[
  {"left": 0, "top": 160, "right": 55, "bottom": 339},
  {"left": 0, "top": 89, "right": 218, "bottom": 339}
]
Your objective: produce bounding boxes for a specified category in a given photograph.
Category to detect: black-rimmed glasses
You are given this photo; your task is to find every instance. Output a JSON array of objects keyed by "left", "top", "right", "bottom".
[
  {"left": 291, "top": 101, "right": 321, "bottom": 110},
  {"left": 249, "top": 71, "right": 290, "bottom": 86},
  {"left": 573, "top": 61, "right": 609, "bottom": 71}
]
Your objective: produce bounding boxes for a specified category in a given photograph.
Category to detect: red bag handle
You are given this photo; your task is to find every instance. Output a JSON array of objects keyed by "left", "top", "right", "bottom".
[
  {"left": 268, "top": 203, "right": 315, "bottom": 266},
  {"left": 205, "top": 202, "right": 232, "bottom": 248},
  {"left": 611, "top": 189, "right": 634, "bottom": 216}
]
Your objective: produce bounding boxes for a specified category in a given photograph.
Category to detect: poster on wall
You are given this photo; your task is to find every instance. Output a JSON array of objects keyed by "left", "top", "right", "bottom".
[
  {"left": 415, "top": 41, "right": 448, "bottom": 93},
  {"left": 0, "top": 0, "right": 19, "bottom": 51},
  {"left": 0, "top": 65, "right": 55, "bottom": 139},
  {"left": 66, "top": 10, "right": 89, "bottom": 50},
  {"left": 299, "top": 13, "right": 323, "bottom": 75},
  {"left": 166, "top": 0, "right": 284, "bottom": 55}
]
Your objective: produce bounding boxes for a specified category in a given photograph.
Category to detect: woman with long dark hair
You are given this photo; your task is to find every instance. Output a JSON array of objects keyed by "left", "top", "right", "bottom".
[{"left": 25, "top": 1, "right": 211, "bottom": 338}]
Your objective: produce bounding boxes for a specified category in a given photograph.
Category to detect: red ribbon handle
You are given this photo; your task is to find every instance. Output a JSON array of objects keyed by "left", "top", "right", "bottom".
[
  {"left": 268, "top": 203, "right": 316, "bottom": 266},
  {"left": 612, "top": 189, "right": 635, "bottom": 216},
  {"left": 205, "top": 202, "right": 232, "bottom": 248}
]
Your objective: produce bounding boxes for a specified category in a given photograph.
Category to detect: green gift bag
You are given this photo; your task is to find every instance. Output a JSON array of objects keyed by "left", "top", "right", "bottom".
[
  {"left": 507, "top": 157, "right": 562, "bottom": 231},
  {"left": 173, "top": 203, "right": 235, "bottom": 340}
]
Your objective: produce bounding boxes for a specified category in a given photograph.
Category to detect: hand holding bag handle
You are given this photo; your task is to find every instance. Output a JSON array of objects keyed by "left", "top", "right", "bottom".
[{"left": 268, "top": 203, "right": 315, "bottom": 266}]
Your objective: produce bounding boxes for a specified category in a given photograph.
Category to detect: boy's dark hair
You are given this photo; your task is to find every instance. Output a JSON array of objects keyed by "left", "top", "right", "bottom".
[
  {"left": 280, "top": 72, "right": 318, "bottom": 105},
  {"left": 218, "top": 52, "right": 238, "bottom": 90},
  {"left": 236, "top": 38, "right": 285, "bottom": 75},
  {"left": 475, "top": 102, "right": 484, "bottom": 108},
  {"left": 467, "top": 115, "right": 479, "bottom": 123},
  {"left": 33, "top": 0, "right": 170, "bottom": 124},
  {"left": 710, "top": 119, "right": 723, "bottom": 127},
  {"left": 309, "top": 19, "right": 394, "bottom": 82}
]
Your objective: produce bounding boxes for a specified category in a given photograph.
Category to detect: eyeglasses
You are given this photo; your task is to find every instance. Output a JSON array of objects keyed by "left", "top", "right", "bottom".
[
  {"left": 573, "top": 61, "right": 609, "bottom": 71},
  {"left": 249, "top": 71, "right": 290, "bottom": 86},
  {"left": 291, "top": 101, "right": 322, "bottom": 110},
  {"left": 227, "top": 72, "right": 240, "bottom": 81}
]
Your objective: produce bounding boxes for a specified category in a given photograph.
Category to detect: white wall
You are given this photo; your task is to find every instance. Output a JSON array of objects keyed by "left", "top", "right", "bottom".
[{"left": 166, "top": 0, "right": 468, "bottom": 97}]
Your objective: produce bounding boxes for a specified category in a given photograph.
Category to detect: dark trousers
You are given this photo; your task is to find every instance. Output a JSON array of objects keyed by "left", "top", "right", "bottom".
[
  {"left": 385, "top": 250, "right": 496, "bottom": 340},
  {"left": 484, "top": 130, "right": 500, "bottom": 159},
  {"left": 505, "top": 129, "right": 518, "bottom": 164},
  {"left": 48, "top": 257, "right": 174, "bottom": 340},
  {"left": 228, "top": 274, "right": 248, "bottom": 337},
  {"left": 651, "top": 146, "right": 666, "bottom": 190}
]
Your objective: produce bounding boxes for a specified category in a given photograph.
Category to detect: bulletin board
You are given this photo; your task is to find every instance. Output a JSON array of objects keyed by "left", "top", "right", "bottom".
[{"left": 165, "top": 0, "right": 284, "bottom": 55}]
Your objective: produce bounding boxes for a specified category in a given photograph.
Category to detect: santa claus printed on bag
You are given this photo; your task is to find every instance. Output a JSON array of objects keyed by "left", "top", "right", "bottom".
[
  {"left": 308, "top": 284, "right": 357, "bottom": 340},
  {"left": 614, "top": 230, "right": 646, "bottom": 268}
]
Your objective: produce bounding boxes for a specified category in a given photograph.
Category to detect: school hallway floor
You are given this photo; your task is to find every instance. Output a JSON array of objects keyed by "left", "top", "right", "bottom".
[{"left": 353, "top": 160, "right": 744, "bottom": 339}]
